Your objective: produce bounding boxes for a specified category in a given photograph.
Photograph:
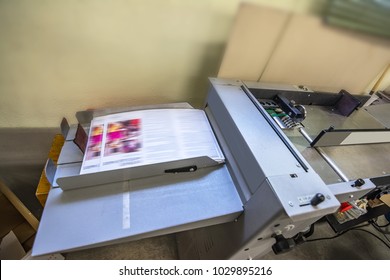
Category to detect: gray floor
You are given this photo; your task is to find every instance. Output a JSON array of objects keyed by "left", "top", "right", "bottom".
[
  {"left": 65, "top": 234, "right": 179, "bottom": 260},
  {"left": 62, "top": 217, "right": 390, "bottom": 260},
  {"left": 1, "top": 128, "right": 390, "bottom": 260}
]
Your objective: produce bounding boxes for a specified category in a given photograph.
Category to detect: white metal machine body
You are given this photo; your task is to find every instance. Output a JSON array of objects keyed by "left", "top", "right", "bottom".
[
  {"left": 33, "top": 78, "right": 390, "bottom": 259},
  {"left": 177, "top": 78, "right": 389, "bottom": 259}
]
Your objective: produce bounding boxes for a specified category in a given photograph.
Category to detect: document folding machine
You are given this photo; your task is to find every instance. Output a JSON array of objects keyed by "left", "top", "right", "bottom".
[{"left": 33, "top": 78, "right": 390, "bottom": 259}]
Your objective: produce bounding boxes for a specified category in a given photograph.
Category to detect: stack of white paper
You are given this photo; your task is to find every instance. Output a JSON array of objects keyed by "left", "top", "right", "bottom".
[{"left": 80, "top": 108, "right": 224, "bottom": 174}]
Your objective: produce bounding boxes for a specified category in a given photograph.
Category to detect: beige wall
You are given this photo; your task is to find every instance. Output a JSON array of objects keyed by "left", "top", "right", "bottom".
[
  {"left": 218, "top": 3, "right": 390, "bottom": 95},
  {"left": 0, "top": 0, "right": 325, "bottom": 127}
]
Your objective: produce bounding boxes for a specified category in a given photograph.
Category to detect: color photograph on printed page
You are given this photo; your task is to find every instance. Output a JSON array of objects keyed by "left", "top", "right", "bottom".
[
  {"left": 104, "top": 119, "right": 142, "bottom": 156},
  {"left": 85, "top": 124, "right": 104, "bottom": 160}
]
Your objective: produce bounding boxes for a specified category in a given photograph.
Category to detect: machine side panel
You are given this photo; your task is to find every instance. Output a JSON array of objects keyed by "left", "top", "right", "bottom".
[
  {"left": 205, "top": 106, "right": 251, "bottom": 202},
  {"left": 206, "top": 82, "right": 302, "bottom": 194},
  {"left": 177, "top": 175, "right": 333, "bottom": 259},
  {"left": 177, "top": 178, "right": 285, "bottom": 260},
  {"left": 206, "top": 85, "right": 266, "bottom": 194},
  {"left": 206, "top": 79, "right": 340, "bottom": 221},
  {"left": 267, "top": 173, "right": 340, "bottom": 222}
]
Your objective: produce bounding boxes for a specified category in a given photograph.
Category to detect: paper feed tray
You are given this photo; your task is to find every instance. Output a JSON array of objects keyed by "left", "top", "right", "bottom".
[
  {"left": 33, "top": 164, "right": 243, "bottom": 256},
  {"left": 46, "top": 155, "right": 223, "bottom": 191},
  {"left": 47, "top": 103, "right": 225, "bottom": 191}
]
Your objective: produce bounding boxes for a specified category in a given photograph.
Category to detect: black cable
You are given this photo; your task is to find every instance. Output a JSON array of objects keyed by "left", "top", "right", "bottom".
[
  {"left": 305, "top": 234, "right": 342, "bottom": 242},
  {"left": 370, "top": 221, "right": 390, "bottom": 243},
  {"left": 306, "top": 223, "right": 369, "bottom": 242},
  {"left": 373, "top": 220, "right": 390, "bottom": 228},
  {"left": 303, "top": 223, "right": 315, "bottom": 238},
  {"left": 378, "top": 222, "right": 390, "bottom": 228},
  {"left": 306, "top": 223, "right": 390, "bottom": 250},
  {"left": 351, "top": 229, "right": 390, "bottom": 250},
  {"left": 371, "top": 222, "right": 389, "bottom": 234},
  {"left": 369, "top": 220, "right": 390, "bottom": 235}
]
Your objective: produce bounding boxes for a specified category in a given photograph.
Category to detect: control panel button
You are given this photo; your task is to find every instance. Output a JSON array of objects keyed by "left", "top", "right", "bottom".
[
  {"left": 353, "top": 178, "right": 365, "bottom": 187},
  {"left": 310, "top": 193, "right": 325, "bottom": 206}
]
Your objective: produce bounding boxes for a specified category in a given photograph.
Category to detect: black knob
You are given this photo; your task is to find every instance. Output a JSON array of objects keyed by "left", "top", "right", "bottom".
[
  {"left": 272, "top": 235, "right": 293, "bottom": 254},
  {"left": 354, "top": 178, "right": 365, "bottom": 187},
  {"left": 310, "top": 193, "right": 325, "bottom": 206}
]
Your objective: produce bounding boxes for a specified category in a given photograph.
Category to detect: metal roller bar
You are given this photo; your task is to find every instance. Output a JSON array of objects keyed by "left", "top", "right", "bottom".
[{"left": 299, "top": 128, "right": 349, "bottom": 182}]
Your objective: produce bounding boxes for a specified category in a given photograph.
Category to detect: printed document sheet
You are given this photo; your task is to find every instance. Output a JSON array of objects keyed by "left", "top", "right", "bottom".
[{"left": 80, "top": 108, "right": 224, "bottom": 174}]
